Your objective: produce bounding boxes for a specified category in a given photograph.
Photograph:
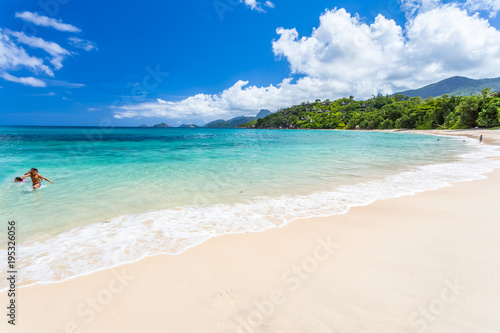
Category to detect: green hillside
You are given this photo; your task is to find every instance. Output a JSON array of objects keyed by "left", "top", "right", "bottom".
[
  {"left": 204, "top": 109, "right": 271, "bottom": 128},
  {"left": 396, "top": 76, "right": 500, "bottom": 98},
  {"left": 240, "top": 90, "right": 500, "bottom": 130}
]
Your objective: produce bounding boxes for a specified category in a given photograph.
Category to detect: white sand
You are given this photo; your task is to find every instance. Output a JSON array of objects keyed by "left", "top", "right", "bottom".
[{"left": 2, "top": 129, "right": 500, "bottom": 333}]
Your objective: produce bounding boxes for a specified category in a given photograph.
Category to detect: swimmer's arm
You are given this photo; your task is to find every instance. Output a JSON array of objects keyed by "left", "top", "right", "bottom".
[{"left": 39, "top": 175, "right": 54, "bottom": 184}]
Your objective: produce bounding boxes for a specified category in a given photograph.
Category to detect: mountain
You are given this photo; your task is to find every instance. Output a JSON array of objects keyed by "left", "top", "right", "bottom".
[
  {"left": 152, "top": 122, "right": 172, "bottom": 128},
  {"left": 204, "top": 116, "right": 250, "bottom": 128},
  {"left": 204, "top": 109, "right": 272, "bottom": 128},
  {"left": 256, "top": 109, "right": 271, "bottom": 118},
  {"left": 178, "top": 124, "right": 200, "bottom": 128},
  {"left": 204, "top": 119, "right": 230, "bottom": 128},
  {"left": 395, "top": 76, "right": 500, "bottom": 98}
]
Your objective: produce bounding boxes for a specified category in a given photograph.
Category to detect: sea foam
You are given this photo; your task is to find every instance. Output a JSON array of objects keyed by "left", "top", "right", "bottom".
[{"left": 2, "top": 137, "right": 500, "bottom": 290}]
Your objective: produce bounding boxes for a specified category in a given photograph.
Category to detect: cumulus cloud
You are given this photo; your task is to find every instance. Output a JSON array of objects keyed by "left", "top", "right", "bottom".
[
  {"left": 15, "top": 11, "right": 81, "bottom": 32},
  {"left": 114, "top": 3, "right": 500, "bottom": 121},
  {"left": 68, "top": 37, "right": 98, "bottom": 52},
  {"left": 114, "top": 77, "right": 363, "bottom": 121},
  {"left": 273, "top": 5, "right": 500, "bottom": 91},
  {"left": 406, "top": 5, "right": 500, "bottom": 74}
]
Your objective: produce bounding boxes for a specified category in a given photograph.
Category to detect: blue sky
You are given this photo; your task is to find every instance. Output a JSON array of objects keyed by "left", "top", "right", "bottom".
[{"left": 1, "top": 0, "right": 500, "bottom": 126}]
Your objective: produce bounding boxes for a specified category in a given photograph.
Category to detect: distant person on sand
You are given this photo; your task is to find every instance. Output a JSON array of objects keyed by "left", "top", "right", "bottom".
[
  {"left": 479, "top": 135, "right": 483, "bottom": 143},
  {"left": 24, "top": 168, "right": 54, "bottom": 189}
]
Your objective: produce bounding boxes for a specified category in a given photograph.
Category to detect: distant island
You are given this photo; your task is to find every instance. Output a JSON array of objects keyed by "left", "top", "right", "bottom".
[
  {"left": 152, "top": 123, "right": 172, "bottom": 128},
  {"left": 203, "top": 109, "right": 271, "bottom": 128},
  {"left": 139, "top": 109, "right": 272, "bottom": 129},
  {"left": 139, "top": 122, "right": 172, "bottom": 128}
]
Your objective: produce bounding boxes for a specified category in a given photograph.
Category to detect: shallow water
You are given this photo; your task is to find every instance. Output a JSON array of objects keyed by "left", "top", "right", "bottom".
[{"left": 1, "top": 127, "right": 498, "bottom": 288}]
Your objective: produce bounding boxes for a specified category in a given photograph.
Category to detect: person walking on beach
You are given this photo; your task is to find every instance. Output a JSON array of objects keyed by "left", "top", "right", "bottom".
[
  {"left": 479, "top": 135, "right": 483, "bottom": 143},
  {"left": 24, "top": 168, "right": 54, "bottom": 189}
]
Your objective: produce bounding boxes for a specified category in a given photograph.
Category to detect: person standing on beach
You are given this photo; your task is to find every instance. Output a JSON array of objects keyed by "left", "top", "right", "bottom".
[
  {"left": 479, "top": 135, "right": 483, "bottom": 142},
  {"left": 24, "top": 168, "right": 54, "bottom": 189}
]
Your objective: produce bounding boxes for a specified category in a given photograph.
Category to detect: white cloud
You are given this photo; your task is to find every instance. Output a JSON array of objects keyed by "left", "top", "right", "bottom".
[
  {"left": 114, "top": 78, "right": 348, "bottom": 121},
  {"left": 15, "top": 11, "right": 81, "bottom": 33},
  {"left": 0, "top": 29, "right": 53, "bottom": 76},
  {"left": 241, "top": 0, "right": 274, "bottom": 12},
  {"left": 465, "top": 0, "right": 500, "bottom": 17},
  {"left": 265, "top": 1, "right": 275, "bottom": 9},
  {"left": 0, "top": 72, "right": 46, "bottom": 87},
  {"left": 403, "top": 0, "right": 500, "bottom": 18},
  {"left": 114, "top": 4, "right": 500, "bottom": 121},
  {"left": 9, "top": 30, "right": 70, "bottom": 70},
  {"left": 30, "top": 91, "right": 56, "bottom": 96},
  {"left": 68, "top": 37, "right": 98, "bottom": 52},
  {"left": 45, "top": 79, "right": 85, "bottom": 88},
  {"left": 272, "top": 5, "right": 500, "bottom": 91},
  {"left": 1, "top": 13, "right": 94, "bottom": 87},
  {"left": 401, "top": 0, "right": 442, "bottom": 17}
]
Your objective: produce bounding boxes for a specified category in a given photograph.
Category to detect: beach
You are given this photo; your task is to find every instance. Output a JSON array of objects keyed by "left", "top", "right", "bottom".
[{"left": 2, "top": 129, "right": 500, "bottom": 333}]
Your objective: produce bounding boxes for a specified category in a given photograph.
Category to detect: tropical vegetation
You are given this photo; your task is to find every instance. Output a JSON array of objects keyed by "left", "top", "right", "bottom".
[{"left": 239, "top": 89, "right": 500, "bottom": 130}]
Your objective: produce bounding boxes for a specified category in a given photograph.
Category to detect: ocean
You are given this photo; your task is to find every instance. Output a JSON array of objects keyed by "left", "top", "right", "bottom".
[{"left": 1, "top": 126, "right": 499, "bottom": 288}]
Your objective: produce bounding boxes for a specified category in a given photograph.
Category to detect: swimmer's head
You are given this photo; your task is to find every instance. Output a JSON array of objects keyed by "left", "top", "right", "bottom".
[{"left": 14, "top": 177, "right": 23, "bottom": 182}]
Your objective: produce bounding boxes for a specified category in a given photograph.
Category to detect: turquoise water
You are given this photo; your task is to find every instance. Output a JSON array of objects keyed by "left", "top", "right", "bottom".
[
  {"left": 0, "top": 127, "right": 459, "bottom": 241},
  {"left": 1, "top": 126, "right": 498, "bottom": 287}
]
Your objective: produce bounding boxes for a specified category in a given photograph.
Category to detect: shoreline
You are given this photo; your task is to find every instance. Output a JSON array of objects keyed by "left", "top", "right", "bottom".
[
  {"left": 373, "top": 128, "right": 498, "bottom": 144},
  {"left": 3, "top": 131, "right": 496, "bottom": 291},
  {"left": 2, "top": 129, "right": 500, "bottom": 332}
]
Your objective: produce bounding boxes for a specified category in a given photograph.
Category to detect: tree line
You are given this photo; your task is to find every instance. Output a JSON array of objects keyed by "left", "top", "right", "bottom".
[{"left": 240, "top": 88, "right": 500, "bottom": 130}]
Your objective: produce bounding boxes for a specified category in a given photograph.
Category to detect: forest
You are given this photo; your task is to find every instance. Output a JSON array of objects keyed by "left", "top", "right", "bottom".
[{"left": 239, "top": 88, "right": 500, "bottom": 130}]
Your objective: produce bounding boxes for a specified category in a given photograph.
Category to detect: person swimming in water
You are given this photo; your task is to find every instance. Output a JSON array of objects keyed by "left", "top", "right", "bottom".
[
  {"left": 24, "top": 168, "right": 54, "bottom": 189},
  {"left": 14, "top": 177, "right": 25, "bottom": 182}
]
